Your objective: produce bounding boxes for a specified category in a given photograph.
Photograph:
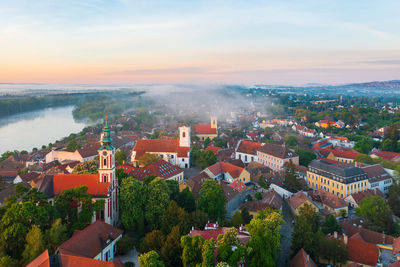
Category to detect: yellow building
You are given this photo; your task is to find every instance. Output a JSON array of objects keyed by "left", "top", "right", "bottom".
[
  {"left": 307, "top": 159, "right": 368, "bottom": 199},
  {"left": 194, "top": 117, "right": 218, "bottom": 141}
]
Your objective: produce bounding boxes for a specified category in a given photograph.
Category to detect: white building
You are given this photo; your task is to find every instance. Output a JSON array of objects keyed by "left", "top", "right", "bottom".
[
  {"left": 235, "top": 140, "right": 264, "bottom": 163},
  {"left": 361, "top": 164, "right": 393, "bottom": 194}
]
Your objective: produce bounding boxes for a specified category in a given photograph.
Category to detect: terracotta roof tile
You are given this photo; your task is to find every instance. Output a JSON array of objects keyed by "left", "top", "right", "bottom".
[
  {"left": 257, "top": 143, "right": 298, "bottom": 159},
  {"left": 194, "top": 124, "right": 217, "bottom": 135},
  {"left": 133, "top": 138, "right": 189, "bottom": 158},
  {"left": 340, "top": 221, "right": 394, "bottom": 245},
  {"left": 207, "top": 162, "right": 244, "bottom": 179},
  {"left": 58, "top": 221, "right": 123, "bottom": 258},
  {"left": 229, "top": 180, "right": 246, "bottom": 193},
  {"left": 27, "top": 249, "right": 50, "bottom": 267},
  {"left": 236, "top": 140, "right": 264, "bottom": 155},
  {"left": 288, "top": 192, "right": 315, "bottom": 210},
  {"left": 290, "top": 248, "right": 317, "bottom": 267},
  {"left": 347, "top": 238, "right": 379, "bottom": 266},
  {"left": 53, "top": 174, "right": 110, "bottom": 197},
  {"left": 206, "top": 146, "right": 221, "bottom": 155}
]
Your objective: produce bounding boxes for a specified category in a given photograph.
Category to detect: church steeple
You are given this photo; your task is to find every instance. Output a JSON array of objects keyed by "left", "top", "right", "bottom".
[{"left": 101, "top": 114, "right": 113, "bottom": 148}]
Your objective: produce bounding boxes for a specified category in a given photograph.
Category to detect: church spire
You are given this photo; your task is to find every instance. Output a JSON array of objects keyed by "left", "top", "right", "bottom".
[{"left": 101, "top": 114, "right": 112, "bottom": 147}]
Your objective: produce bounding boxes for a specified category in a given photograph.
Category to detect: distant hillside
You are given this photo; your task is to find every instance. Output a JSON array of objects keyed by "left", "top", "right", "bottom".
[{"left": 343, "top": 80, "right": 400, "bottom": 90}]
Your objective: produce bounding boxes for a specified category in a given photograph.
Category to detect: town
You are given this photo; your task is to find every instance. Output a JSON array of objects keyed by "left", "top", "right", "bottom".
[{"left": 0, "top": 87, "right": 400, "bottom": 267}]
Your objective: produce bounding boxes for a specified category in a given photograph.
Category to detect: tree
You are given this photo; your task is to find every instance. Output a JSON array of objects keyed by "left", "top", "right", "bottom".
[
  {"left": 246, "top": 208, "right": 284, "bottom": 267},
  {"left": 321, "top": 214, "right": 341, "bottom": 235},
  {"left": 294, "top": 148, "right": 316, "bottom": 167},
  {"left": 161, "top": 200, "right": 190, "bottom": 235},
  {"left": 46, "top": 218, "right": 68, "bottom": 254},
  {"left": 258, "top": 176, "right": 269, "bottom": 190},
  {"left": 197, "top": 150, "right": 217, "bottom": 169},
  {"left": 166, "top": 180, "right": 180, "bottom": 203},
  {"left": 120, "top": 177, "right": 146, "bottom": 234},
  {"left": 145, "top": 178, "right": 171, "bottom": 231},
  {"left": 291, "top": 203, "right": 320, "bottom": 259},
  {"left": 356, "top": 196, "right": 394, "bottom": 234},
  {"left": 115, "top": 150, "right": 127, "bottom": 165},
  {"left": 140, "top": 230, "right": 165, "bottom": 254},
  {"left": 317, "top": 231, "right": 348, "bottom": 265},
  {"left": 241, "top": 207, "right": 252, "bottom": 224},
  {"left": 284, "top": 161, "right": 301, "bottom": 191},
  {"left": 139, "top": 153, "right": 162, "bottom": 167},
  {"left": 181, "top": 235, "right": 204, "bottom": 267},
  {"left": 0, "top": 151, "right": 14, "bottom": 162},
  {"left": 354, "top": 137, "right": 373, "bottom": 154},
  {"left": 66, "top": 139, "right": 80, "bottom": 152},
  {"left": 254, "top": 192, "right": 263, "bottom": 200},
  {"left": 217, "top": 227, "right": 241, "bottom": 263},
  {"left": 198, "top": 180, "right": 226, "bottom": 220},
  {"left": 204, "top": 137, "right": 211, "bottom": 148},
  {"left": 285, "top": 135, "right": 298, "bottom": 146},
  {"left": 0, "top": 255, "right": 18, "bottom": 267},
  {"left": 72, "top": 157, "right": 98, "bottom": 174},
  {"left": 160, "top": 226, "right": 182, "bottom": 267},
  {"left": 189, "top": 210, "right": 209, "bottom": 230},
  {"left": 202, "top": 238, "right": 216, "bottom": 267},
  {"left": 116, "top": 168, "right": 129, "bottom": 184},
  {"left": 230, "top": 211, "right": 244, "bottom": 228},
  {"left": 214, "top": 137, "right": 227, "bottom": 148},
  {"left": 388, "top": 183, "right": 400, "bottom": 217},
  {"left": 139, "top": 250, "right": 165, "bottom": 267},
  {"left": 177, "top": 187, "right": 196, "bottom": 213},
  {"left": 22, "top": 225, "right": 45, "bottom": 265}
]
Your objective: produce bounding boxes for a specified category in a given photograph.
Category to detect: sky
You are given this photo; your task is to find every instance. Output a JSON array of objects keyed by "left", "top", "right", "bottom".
[{"left": 0, "top": 0, "right": 400, "bottom": 85}]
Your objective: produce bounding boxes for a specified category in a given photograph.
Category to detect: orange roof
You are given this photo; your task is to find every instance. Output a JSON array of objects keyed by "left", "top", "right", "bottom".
[
  {"left": 236, "top": 140, "right": 263, "bottom": 155},
  {"left": 330, "top": 149, "right": 361, "bottom": 160},
  {"left": 133, "top": 138, "right": 189, "bottom": 158},
  {"left": 206, "top": 146, "right": 221, "bottom": 155},
  {"left": 229, "top": 180, "right": 246, "bottom": 192},
  {"left": 60, "top": 254, "right": 124, "bottom": 267},
  {"left": 194, "top": 124, "right": 217, "bottom": 135},
  {"left": 347, "top": 238, "right": 379, "bottom": 266},
  {"left": 288, "top": 192, "right": 315, "bottom": 210},
  {"left": 207, "top": 161, "right": 244, "bottom": 179},
  {"left": 53, "top": 174, "right": 110, "bottom": 197},
  {"left": 27, "top": 249, "right": 50, "bottom": 267},
  {"left": 290, "top": 248, "right": 317, "bottom": 267}
]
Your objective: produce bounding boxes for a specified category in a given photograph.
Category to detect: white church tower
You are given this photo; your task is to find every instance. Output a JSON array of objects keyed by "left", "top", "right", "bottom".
[
  {"left": 179, "top": 126, "right": 191, "bottom": 148},
  {"left": 211, "top": 116, "right": 217, "bottom": 129},
  {"left": 98, "top": 116, "right": 118, "bottom": 225}
]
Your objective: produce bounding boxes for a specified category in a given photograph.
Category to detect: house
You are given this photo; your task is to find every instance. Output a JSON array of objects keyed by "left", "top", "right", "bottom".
[
  {"left": 257, "top": 143, "right": 299, "bottom": 171},
  {"left": 179, "top": 172, "right": 210, "bottom": 198},
  {"left": 344, "top": 189, "right": 385, "bottom": 208},
  {"left": 329, "top": 232, "right": 379, "bottom": 267},
  {"left": 27, "top": 249, "right": 124, "bottom": 267},
  {"left": 0, "top": 182, "right": 31, "bottom": 207},
  {"left": 241, "top": 189, "right": 283, "bottom": 217},
  {"left": 307, "top": 159, "right": 369, "bottom": 198},
  {"left": 235, "top": 140, "right": 264, "bottom": 163},
  {"left": 35, "top": 120, "right": 119, "bottom": 225},
  {"left": 204, "top": 161, "right": 250, "bottom": 184},
  {"left": 369, "top": 148, "right": 400, "bottom": 162},
  {"left": 0, "top": 153, "right": 26, "bottom": 180},
  {"left": 290, "top": 248, "right": 317, "bottom": 267},
  {"left": 58, "top": 221, "right": 123, "bottom": 263},
  {"left": 361, "top": 164, "right": 393, "bottom": 193},
  {"left": 189, "top": 222, "right": 250, "bottom": 245},
  {"left": 292, "top": 125, "right": 317, "bottom": 138},
  {"left": 326, "top": 149, "right": 361, "bottom": 164},
  {"left": 45, "top": 142, "right": 101, "bottom": 163},
  {"left": 117, "top": 159, "right": 184, "bottom": 183},
  {"left": 206, "top": 146, "right": 221, "bottom": 155},
  {"left": 315, "top": 120, "right": 336, "bottom": 128},
  {"left": 288, "top": 192, "right": 319, "bottom": 215},
  {"left": 310, "top": 189, "right": 348, "bottom": 217},
  {"left": 13, "top": 172, "right": 40, "bottom": 184},
  {"left": 340, "top": 221, "right": 394, "bottom": 247},
  {"left": 219, "top": 180, "right": 249, "bottom": 214},
  {"left": 131, "top": 126, "right": 191, "bottom": 168},
  {"left": 194, "top": 117, "right": 218, "bottom": 141}
]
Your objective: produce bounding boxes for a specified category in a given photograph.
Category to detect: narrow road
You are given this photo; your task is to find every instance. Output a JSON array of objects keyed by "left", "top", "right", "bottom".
[{"left": 276, "top": 200, "right": 294, "bottom": 267}]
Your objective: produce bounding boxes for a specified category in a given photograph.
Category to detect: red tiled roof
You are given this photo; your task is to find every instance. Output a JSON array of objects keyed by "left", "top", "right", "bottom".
[
  {"left": 318, "top": 189, "right": 347, "bottom": 209},
  {"left": 347, "top": 238, "right": 379, "bottom": 266},
  {"left": 348, "top": 189, "right": 385, "bottom": 205},
  {"left": 361, "top": 164, "right": 392, "bottom": 183},
  {"left": 229, "top": 180, "right": 246, "bottom": 192},
  {"left": 145, "top": 160, "right": 183, "bottom": 179},
  {"left": 257, "top": 143, "right": 298, "bottom": 159},
  {"left": 59, "top": 221, "right": 123, "bottom": 258},
  {"left": 60, "top": 254, "right": 124, "bottom": 267},
  {"left": 27, "top": 249, "right": 50, "bottom": 267},
  {"left": 133, "top": 138, "right": 189, "bottom": 158},
  {"left": 288, "top": 192, "right": 315, "bottom": 210},
  {"left": 78, "top": 142, "right": 101, "bottom": 158},
  {"left": 53, "top": 174, "right": 110, "bottom": 197},
  {"left": 330, "top": 149, "right": 361, "bottom": 160},
  {"left": 340, "top": 221, "right": 394, "bottom": 245},
  {"left": 194, "top": 124, "right": 217, "bottom": 135},
  {"left": 290, "top": 248, "right": 317, "bottom": 267},
  {"left": 206, "top": 146, "right": 221, "bottom": 155},
  {"left": 370, "top": 148, "right": 400, "bottom": 162},
  {"left": 393, "top": 237, "right": 400, "bottom": 256},
  {"left": 207, "top": 162, "right": 244, "bottom": 179},
  {"left": 236, "top": 140, "right": 263, "bottom": 155}
]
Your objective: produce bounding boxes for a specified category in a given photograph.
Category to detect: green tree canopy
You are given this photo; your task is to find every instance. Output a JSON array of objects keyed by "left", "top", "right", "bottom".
[
  {"left": 66, "top": 139, "right": 80, "bottom": 152},
  {"left": 285, "top": 135, "right": 298, "bottom": 146},
  {"left": 140, "top": 230, "right": 166, "bottom": 254},
  {"left": 145, "top": 178, "right": 171, "bottom": 231},
  {"left": 139, "top": 153, "right": 162, "bottom": 167},
  {"left": 160, "top": 226, "right": 182, "bottom": 267},
  {"left": 161, "top": 200, "right": 190, "bottom": 235},
  {"left": 115, "top": 150, "right": 127, "bottom": 165},
  {"left": 138, "top": 250, "right": 165, "bottom": 267},
  {"left": 198, "top": 180, "right": 226, "bottom": 220},
  {"left": 181, "top": 235, "right": 204, "bottom": 267}
]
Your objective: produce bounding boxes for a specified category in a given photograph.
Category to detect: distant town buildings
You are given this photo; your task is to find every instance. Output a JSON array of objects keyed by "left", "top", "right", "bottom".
[{"left": 194, "top": 117, "right": 218, "bottom": 141}]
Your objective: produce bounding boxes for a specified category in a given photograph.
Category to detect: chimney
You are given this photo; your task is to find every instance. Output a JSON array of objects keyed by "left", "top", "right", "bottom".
[
  {"left": 334, "top": 231, "right": 338, "bottom": 239},
  {"left": 343, "top": 234, "right": 348, "bottom": 245}
]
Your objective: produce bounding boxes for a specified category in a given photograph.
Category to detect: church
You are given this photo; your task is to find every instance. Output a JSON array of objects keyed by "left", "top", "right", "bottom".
[
  {"left": 194, "top": 116, "right": 218, "bottom": 141},
  {"left": 36, "top": 119, "right": 119, "bottom": 226},
  {"left": 131, "top": 126, "right": 191, "bottom": 168}
]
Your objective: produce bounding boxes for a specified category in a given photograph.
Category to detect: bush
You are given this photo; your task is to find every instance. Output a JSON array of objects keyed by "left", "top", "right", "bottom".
[
  {"left": 117, "top": 236, "right": 135, "bottom": 255},
  {"left": 255, "top": 192, "right": 263, "bottom": 200},
  {"left": 125, "top": 262, "right": 135, "bottom": 267}
]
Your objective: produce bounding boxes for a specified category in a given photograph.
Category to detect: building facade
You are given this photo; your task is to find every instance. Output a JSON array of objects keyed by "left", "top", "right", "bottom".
[{"left": 257, "top": 143, "right": 299, "bottom": 171}]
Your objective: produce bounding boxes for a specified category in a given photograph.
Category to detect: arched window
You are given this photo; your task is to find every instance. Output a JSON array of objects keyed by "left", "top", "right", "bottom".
[
  {"left": 103, "top": 175, "right": 107, "bottom": 183},
  {"left": 103, "top": 158, "right": 107, "bottom": 166},
  {"left": 182, "top": 132, "right": 186, "bottom": 137}
]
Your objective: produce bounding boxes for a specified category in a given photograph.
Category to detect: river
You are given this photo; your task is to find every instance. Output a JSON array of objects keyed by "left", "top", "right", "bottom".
[{"left": 0, "top": 106, "right": 90, "bottom": 154}]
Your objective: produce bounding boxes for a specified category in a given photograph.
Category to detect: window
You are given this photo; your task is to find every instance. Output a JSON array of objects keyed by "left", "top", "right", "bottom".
[
  {"left": 182, "top": 158, "right": 184, "bottom": 162},
  {"left": 103, "top": 175, "right": 107, "bottom": 183},
  {"left": 103, "top": 158, "right": 107, "bottom": 166},
  {"left": 182, "top": 132, "right": 186, "bottom": 137}
]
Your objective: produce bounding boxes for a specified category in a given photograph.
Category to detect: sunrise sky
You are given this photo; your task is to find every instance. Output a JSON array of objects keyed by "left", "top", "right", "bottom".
[{"left": 1, "top": 0, "right": 400, "bottom": 85}]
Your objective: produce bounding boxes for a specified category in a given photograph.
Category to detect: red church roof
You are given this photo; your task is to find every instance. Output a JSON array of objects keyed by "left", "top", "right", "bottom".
[
  {"left": 53, "top": 174, "right": 110, "bottom": 197},
  {"left": 133, "top": 138, "right": 189, "bottom": 159},
  {"left": 194, "top": 124, "right": 217, "bottom": 135},
  {"left": 236, "top": 140, "right": 263, "bottom": 155}
]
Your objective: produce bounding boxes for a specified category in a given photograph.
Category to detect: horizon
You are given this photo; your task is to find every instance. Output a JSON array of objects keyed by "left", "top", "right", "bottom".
[{"left": 1, "top": 0, "right": 400, "bottom": 84}]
